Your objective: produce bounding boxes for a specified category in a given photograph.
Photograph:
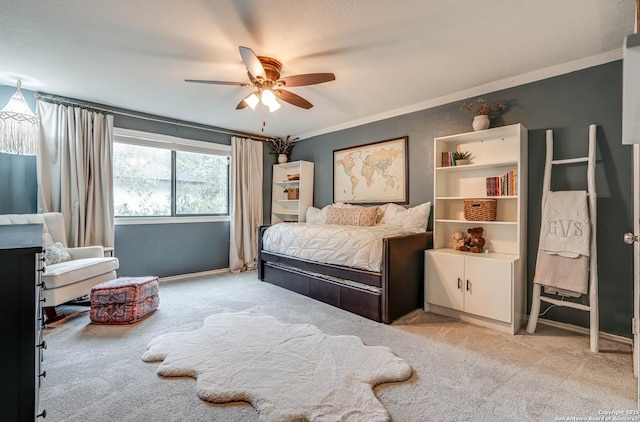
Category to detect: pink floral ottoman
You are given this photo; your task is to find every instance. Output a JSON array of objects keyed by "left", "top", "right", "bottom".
[{"left": 90, "top": 276, "right": 159, "bottom": 324}]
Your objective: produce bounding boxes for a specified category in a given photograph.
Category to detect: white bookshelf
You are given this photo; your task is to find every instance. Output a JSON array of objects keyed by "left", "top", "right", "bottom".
[
  {"left": 425, "top": 123, "right": 528, "bottom": 334},
  {"left": 271, "top": 160, "right": 314, "bottom": 224}
]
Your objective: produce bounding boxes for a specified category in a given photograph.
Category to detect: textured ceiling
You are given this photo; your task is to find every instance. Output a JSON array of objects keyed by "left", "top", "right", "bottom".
[{"left": 0, "top": 0, "right": 635, "bottom": 139}]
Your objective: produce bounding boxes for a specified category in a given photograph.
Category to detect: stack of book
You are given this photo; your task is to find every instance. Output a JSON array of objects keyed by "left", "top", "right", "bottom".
[
  {"left": 486, "top": 170, "right": 517, "bottom": 196},
  {"left": 441, "top": 152, "right": 457, "bottom": 167}
]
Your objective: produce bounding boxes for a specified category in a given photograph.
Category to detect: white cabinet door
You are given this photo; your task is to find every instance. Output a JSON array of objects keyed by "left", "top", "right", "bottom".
[
  {"left": 425, "top": 251, "right": 464, "bottom": 311},
  {"left": 464, "top": 256, "right": 512, "bottom": 323}
]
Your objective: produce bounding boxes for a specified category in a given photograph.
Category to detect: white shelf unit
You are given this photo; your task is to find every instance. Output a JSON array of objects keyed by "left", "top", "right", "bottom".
[
  {"left": 271, "top": 160, "right": 314, "bottom": 224},
  {"left": 425, "top": 123, "right": 528, "bottom": 334}
]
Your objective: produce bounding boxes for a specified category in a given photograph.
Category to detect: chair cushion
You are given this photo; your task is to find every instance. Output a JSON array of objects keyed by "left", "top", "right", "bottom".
[{"left": 43, "top": 257, "right": 119, "bottom": 289}]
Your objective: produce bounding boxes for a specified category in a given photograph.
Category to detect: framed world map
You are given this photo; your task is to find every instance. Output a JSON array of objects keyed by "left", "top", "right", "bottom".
[{"left": 333, "top": 136, "right": 408, "bottom": 204}]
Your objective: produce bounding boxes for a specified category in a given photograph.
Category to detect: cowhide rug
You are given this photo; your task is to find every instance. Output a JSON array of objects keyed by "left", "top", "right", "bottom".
[{"left": 142, "top": 312, "right": 412, "bottom": 421}]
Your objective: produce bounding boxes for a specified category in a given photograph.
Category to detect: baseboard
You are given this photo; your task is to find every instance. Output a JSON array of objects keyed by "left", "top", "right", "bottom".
[
  {"left": 159, "top": 268, "right": 230, "bottom": 283},
  {"left": 532, "top": 317, "right": 633, "bottom": 347}
]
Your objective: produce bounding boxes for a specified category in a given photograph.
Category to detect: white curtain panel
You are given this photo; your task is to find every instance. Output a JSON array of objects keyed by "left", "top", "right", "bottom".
[
  {"left": 229, "top": 136, "right": 263, "bottom": 272},
  {"left": 36, "top": 100, "right": 114, "bottom": 248}
]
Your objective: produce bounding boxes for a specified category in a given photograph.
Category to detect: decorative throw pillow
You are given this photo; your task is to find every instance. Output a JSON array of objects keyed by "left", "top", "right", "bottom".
[
  {"left": 45, "top": 242, "right": 72, "bottom": 265},
  {"left": 325, "top": 205, "right": 379, "bottom": 226},
  {"left": 380, "top": 202, "right": 431, "bottom": 231}
]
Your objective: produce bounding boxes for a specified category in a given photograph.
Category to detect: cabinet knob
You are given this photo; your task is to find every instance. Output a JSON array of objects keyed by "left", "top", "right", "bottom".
[
  {"left": 624, "top": 232, "right": 638, "bottom": 244},
  {"left": 37, "top": 267, "right": 45, "bottom": 273},
  {"left": 37, "top": 409, "right": 47, "bottom": 419},
  {"left": 40, "top": 297, "right": 46, "bottom": 304},
  {"left": 37, "top": 341, "right": 47, "bottom": 350},
  {"left": 457, "top": 278, "right": 462, "bottom": 290},
  {"left": 39, "top": 370, "right": 46, "bottom": 379},
  {"left": 466, "top": 280, "right": 471, "bottom": 292}
]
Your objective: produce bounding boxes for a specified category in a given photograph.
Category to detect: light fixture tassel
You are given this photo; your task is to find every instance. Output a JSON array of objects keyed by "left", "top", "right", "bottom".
[{"left": 0, "top": 80, "right": 39, "bottom": 155}]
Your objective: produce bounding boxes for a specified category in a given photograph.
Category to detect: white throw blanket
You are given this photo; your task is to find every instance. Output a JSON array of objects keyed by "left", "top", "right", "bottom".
[
  {"left": 534, "top": 191, "right": 590, "bottom": 295},
  {"left": 539, "top": 191, "right": 590, "bottom": 258}
]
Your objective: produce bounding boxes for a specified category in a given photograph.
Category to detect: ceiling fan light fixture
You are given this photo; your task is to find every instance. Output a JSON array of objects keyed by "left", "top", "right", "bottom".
[
  {"left": 244, "top": 92, "right": 260, "bottom": 110},
  {"left": 261, "top": 89, "right": 277, "bottom": 106},
  {"left": 261, "top": 89, "right": 281, "bottom": 112},
  {"left": 267, "top": 101, "right": 281, "bottom": 113}
]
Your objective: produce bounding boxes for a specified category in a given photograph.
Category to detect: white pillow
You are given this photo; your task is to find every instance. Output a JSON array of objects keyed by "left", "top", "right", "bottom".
[
  {"left": 376, "top": 203, "right": 390, "bottom": 223},
  {"left": 380, "top": 202, "right": 431, "bottom": 231},
  {"left": 306, "top": 206, "right": 323, "bottom": 224}
]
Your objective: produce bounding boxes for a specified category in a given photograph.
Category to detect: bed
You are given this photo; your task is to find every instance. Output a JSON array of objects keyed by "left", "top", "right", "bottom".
[{"left": 258, "top": 202, "right": 433, "bottom": 323}]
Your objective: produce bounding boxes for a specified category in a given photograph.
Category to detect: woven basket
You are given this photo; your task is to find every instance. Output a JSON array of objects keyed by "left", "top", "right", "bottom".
[
  {"left": 287, "top": 188, "right": 300, "bottom": 200},
  {"left": 464, "top": 199, "right": 497, "bottom": 221}
]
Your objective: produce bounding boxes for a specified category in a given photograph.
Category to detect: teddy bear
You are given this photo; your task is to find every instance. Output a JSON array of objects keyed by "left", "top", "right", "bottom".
[
  {"left": 452, "top": 231, "right": 466, "bottom": 251},
  {"left": 460, "top": 226, "right": 485, "bottom": 253}
]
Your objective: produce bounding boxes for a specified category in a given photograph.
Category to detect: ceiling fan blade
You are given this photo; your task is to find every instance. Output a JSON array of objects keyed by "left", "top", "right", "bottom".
[
  {"left": 236, "top": 98, "right": 249, "bottom": 110},
  {"left": 277, "top": 73, "right": 335, "bottom": 87},
  {"left": 239, "top": 46, "right": 266, "bottom": 81},
  {"left": 276, "top": 89, "right": 313, "bottom": 109},
  {"left": 185, "top": 79, "right": 249, "bottom": 87}
]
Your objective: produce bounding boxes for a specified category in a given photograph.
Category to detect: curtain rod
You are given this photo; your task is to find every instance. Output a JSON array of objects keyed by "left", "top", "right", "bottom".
[{"left": 33, "top": 93, "right": 269, "bottom": 141}]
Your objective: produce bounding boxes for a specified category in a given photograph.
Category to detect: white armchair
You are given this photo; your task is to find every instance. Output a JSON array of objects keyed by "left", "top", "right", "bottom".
[{"left": 0, "top": 212, "right": 119, "bottom": 322}]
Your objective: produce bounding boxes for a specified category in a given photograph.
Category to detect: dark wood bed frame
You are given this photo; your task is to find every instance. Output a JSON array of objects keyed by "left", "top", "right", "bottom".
[{"left": 258, "top": 226, "right": 433, "bottom": 323}]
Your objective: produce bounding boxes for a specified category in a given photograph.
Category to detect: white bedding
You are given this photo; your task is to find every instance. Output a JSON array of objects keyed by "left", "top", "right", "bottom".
[{"left": 262, "top": 223, "right": 421, "bottom": 272}]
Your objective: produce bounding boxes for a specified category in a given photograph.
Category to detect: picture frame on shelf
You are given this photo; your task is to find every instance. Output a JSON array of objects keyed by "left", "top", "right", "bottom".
[{"left": 333, "top": 136, "right": 408, "bottom": 204}]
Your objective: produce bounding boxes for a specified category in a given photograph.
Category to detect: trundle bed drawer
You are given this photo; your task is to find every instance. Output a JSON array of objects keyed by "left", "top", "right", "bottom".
[{"left": 263, "top": 263, "right": 381, "bottom": 321}]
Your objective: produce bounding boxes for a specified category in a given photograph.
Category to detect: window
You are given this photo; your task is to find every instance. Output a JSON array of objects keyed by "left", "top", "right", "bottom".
[{"left": 113, "top": 128, "right": 230, "bottom": 220}]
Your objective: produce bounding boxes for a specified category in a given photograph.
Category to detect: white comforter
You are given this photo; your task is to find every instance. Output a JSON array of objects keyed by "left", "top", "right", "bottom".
[{"left": 262, "top": 223, "right": 421, "bottom": 272}]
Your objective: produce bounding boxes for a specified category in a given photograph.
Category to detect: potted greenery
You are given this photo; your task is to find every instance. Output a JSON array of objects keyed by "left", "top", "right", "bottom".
[
  {"left": 460, "top": 98, "right": 505, "bottom": 131},
  {"left": 453, "top": 150, "right": 471, "bottom": 166},
  {"left": 267, "top": 135, "right": 298, "bottom": 163}
]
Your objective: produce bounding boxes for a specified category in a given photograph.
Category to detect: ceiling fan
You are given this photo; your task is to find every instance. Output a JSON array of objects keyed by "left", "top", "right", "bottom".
[{"left": 185, "top": 46, "right": 336, "bottom": 112}]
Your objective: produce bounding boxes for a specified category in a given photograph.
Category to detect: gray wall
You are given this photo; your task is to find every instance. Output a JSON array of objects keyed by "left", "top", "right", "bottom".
[
  {"left": 289, "top": 61, "right": 633, "bottom": 338},
  {"left": 114, "top": 222, "right": 230, "bottom": 277},
  {"left": 0, "top": 85, "right": 243, "bottom": 278},
  {"left": 0, "top": 152, "right": 37, "bottom": 214}
]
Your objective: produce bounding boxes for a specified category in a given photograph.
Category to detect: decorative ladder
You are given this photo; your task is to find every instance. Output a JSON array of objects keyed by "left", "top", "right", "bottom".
[{"left": 526, "top": 125, "right": 599, "bottom": 352}]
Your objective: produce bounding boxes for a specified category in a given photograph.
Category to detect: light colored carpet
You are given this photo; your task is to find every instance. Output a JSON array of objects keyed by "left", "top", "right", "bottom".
[
  {"left": 142, "top": 312, "right": 412, "bottom": 421},
  {"left": 40, "top": 271, "right": 637, "bottom": 421}
]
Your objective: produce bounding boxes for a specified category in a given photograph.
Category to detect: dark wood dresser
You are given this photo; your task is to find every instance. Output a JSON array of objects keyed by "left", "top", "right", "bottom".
[{"left": 0, "top": 224, "right": 46, "bottom": 420}]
